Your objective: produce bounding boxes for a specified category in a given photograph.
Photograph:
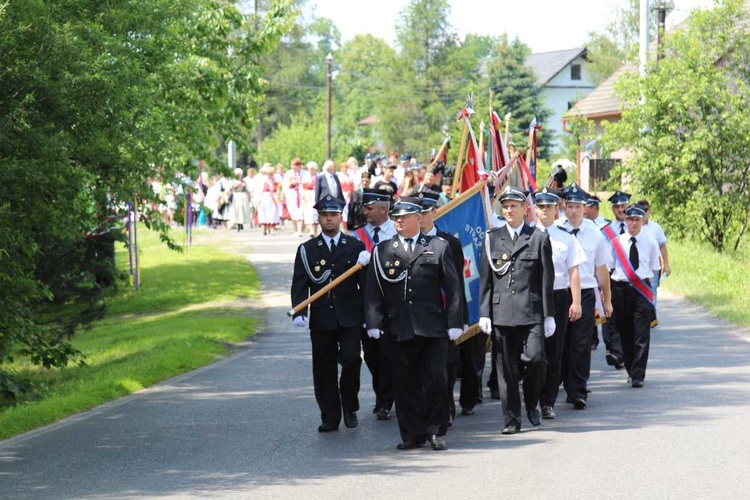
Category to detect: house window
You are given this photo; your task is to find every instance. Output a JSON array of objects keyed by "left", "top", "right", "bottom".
[{"left": 571, "top": 64, "right": 581, "bottom": 81}]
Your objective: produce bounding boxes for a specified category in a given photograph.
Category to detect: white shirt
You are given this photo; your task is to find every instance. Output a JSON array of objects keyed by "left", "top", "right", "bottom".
[
  {"left": 506, "top": 222, "right": 524, "bottom": 240},
  {"left": 611, "top": 230, "right": 661, "bottom": 282},
  {"left": 363, "top": 219, "right": 396, "bottom": 243},
  {"left": 642, "top": 220, "right": 667, "bottom": 246},
  {"left": 397, "top": 231, "right": 421, "bottom": 250},
  {"left": 592, "top": 215, "right": 611, "bottom": 229},
  {"left": 540, "top": 224, "right": 587, "bottom": 290},
  {"left": 607, "top": 218, "right": 628, "bottom": 237},
  {"left": 321, "top": 232, "right": 342, "bottom": 252},
  {"left": 560, "top": 219, "right": 612, "bottom": 289}
]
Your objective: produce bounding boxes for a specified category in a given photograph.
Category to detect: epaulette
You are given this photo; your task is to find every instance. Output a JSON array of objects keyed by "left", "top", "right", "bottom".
[
  {"left": 603, "top": 217, "right": 612, "bottom": 224},
  {"left": 487, "top": 226, "right": 503, "bottom": 233}
]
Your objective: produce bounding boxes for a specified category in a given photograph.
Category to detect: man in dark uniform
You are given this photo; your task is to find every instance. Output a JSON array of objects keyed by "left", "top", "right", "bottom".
[
  {"left": 347, "top": 171, "right": 371, "bottom": 231},
  {"left": 365, "top": 197, "right": 464, "bottom": 451},
  {"left": 290, "top": 195, "right": 371, "bottom": 432},
  {"left": 350, "top": 188, "right": 396, "bottom": 420},
  {"left": 416, "top": 190, "right": 481, "bottom": 424},
  {"left": 478, "top": 186, "right": 555, "bottom": 434}
]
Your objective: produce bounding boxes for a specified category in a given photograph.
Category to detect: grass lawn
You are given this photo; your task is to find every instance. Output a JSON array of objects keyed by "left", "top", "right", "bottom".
[
  {"left": 660, "top": 238, "right": 750, "bottom": 327},
  {"left": 0, "top": 226, "right": 261, "bottom": 440}
]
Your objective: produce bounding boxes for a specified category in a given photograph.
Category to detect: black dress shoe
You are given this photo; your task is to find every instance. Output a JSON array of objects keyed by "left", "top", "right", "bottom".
[
  {"left": 572, "top": 398, "right": 587, "bottom": 410},
  {"left": 605, "top": 352, "right": 617, "bottom": 366},
  {"left": 461, "top": 408, "right": 475, "bottom": 416},
  {"left": 566, "top": 396, "right": 573, "bottom": 404},
  {"left": 631, "top": 380, "right": 644, "bottom": 388},
  {"left": 526, "top": 408, "right": 542, "bottom": 427},
  {"left": 376, "top": 408, "right": 391, "bottom": 420},
  {"left": 396, "top": 441, "right": 425, "bottom": 450},
  {"left": 542, "top": 406, "right": 556, "bottom": 419},
  {"left": 428, "top": 434, "right": 447, "bottom": 451},
  {"left": 490, "top": 390, "right": 501, "bottom": 400},
  {"left": 501, "top": 423, "right": 520, "bottom": 435},
  {"left": 372, "top": 405, "right": 378, "bottom": 414},
  {"left": 318, "top": 423, "right": 339, "bottom": 432},
  {"left": 344, "top": 412, "right": 358, "bottom": 428}
]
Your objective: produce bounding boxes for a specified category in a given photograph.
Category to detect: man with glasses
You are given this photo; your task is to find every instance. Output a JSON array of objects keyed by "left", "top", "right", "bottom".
[{"left": 364, "top": 197, "right": 464, "bottom": 451}]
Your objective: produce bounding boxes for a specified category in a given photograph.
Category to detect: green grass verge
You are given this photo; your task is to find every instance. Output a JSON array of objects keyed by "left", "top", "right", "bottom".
[
  {"left": 0, "top": 227, "right": 261, "bottom": 440},
  {"left": 660, "top": 238, "right": 750, "bottom": 327}
]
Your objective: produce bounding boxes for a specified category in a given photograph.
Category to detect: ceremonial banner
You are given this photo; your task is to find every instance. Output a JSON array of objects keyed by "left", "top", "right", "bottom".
[{"left": 435, "top": 189, "right": 487, "bottom": 325}]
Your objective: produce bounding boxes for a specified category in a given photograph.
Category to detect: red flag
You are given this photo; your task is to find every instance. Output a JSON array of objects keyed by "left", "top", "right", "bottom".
[
  {"left": 459, "top": 117, "right": 484, "bottom": 193},
  {"left": 488, "top": 111, "right": 510, "bottom": 172}
]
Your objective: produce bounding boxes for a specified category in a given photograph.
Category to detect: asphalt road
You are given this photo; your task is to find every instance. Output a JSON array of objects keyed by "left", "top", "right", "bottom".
[{"left": 1, "top": 227, "right": 749, "bottom": 499}]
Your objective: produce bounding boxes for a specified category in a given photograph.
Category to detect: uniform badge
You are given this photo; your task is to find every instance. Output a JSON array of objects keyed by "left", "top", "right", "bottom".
[
  {"left": 385, "top": 261, "right": 391, "bottom": 267},
  {"left": 502, "top": 253, "right": 508, "bottom": 260},
  {"left": 388, "top": 269, "right": 395, "bottom": 276},
  {"left": 496, "top": 260, "right": 503, "bottom": 266},
  {"left": 320, "top": 259, "right": 326, "bottom": 265},
  {"left": 314, "top": 266, "right": 320, "bottom": 272},
  {"left": 419, "top": 238, "right": 426, "bottom": 245},
  {"left": 317, "top": 240, "right": 323, "bottom": 246},
  {"left": 394, "top": 260, "right": 400, "bottom": 266},
  {"left": 393, "top": 242, "right": 398, "bottom": 248}
]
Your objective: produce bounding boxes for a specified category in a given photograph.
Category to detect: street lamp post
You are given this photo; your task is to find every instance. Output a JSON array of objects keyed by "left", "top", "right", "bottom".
[{"left": 326, "top": 53, "right": 332, "bottom": 160}]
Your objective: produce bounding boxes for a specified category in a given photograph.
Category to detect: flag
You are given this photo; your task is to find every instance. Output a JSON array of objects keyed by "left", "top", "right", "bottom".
[
  {"left": 525, "top": 117, "right": 542, "bottom": 183},
  {"left": 488, "top": 111, "right": 510, "bottom": 172},
  {"left": 459, "top": 116, "right": 485, "bottom": 193},
  {"left": 435, "top": 190, "right": 487, "bottom": 325}
]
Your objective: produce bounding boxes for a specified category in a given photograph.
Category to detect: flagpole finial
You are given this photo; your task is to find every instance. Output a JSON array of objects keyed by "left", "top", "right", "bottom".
[{"left": 465, "top": 93, "right": 475, "bottom": 115}]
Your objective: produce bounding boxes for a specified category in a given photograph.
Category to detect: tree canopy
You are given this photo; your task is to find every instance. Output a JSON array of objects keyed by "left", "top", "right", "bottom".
[
  {"left": 0, "top": 0, "right": 295, "bottom": 398},
  {"left": 607, "top": 0, "right": 750, "bottom": 252}
]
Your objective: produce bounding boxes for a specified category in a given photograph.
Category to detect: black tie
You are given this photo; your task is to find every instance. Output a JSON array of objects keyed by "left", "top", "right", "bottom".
[
  {"left": 405, "top": 238, "right": 413, "bottom": 258},
  {"left": 629, "top": 237, "right": 639, "bottom": 270},
  {"left": 512, "top": 231, "right": 518, "bottom": 242},
  {"left": 373, "top": 226, "right": 380, "bottom": 243},
  {"left": 330, "top": 239, "right": 337, "bottom": 254},
  {"left": 620, "top": 222, "right": 626, "bottom": 235},
  {"left": 571, "top": 228, "right": 580, "bottom": 238}
]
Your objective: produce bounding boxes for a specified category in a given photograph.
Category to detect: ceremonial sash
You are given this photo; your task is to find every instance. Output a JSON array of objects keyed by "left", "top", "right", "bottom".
[
  {"left": 353, "top": 227, "right": 375, "bottom": 252},
  {"left": 601, "top": 225, "right": 654, "bottom": 304}
]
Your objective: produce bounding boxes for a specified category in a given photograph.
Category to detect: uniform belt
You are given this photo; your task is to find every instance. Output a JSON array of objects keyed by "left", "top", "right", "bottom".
[{"left": 613, "top": 279, "right": 651, "bottom": 287}]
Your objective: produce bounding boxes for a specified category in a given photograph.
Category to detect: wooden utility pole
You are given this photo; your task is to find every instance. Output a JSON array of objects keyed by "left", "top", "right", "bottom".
[{"left": 326, "top": 53, "right": 333, "bottom": 160}]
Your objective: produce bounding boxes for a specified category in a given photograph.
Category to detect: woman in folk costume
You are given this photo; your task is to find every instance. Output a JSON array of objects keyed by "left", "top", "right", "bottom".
[
  {"left": 338, "top": 161, "right": 355, "bottom": 230},
  {"left": 229, "top": 167, "right": 250, "bottom": 231},
  {"left": 301, "top": 161, "right": 319, "bottom": 237},
  {"left": 255, "top": 164, "right": 281, "bottom": 236},
  {"left": 274, "top": 164, "right": 287, "bottom": 229},
  {"left": 283, "top": 157, "right": 305, "bottom": 236}
]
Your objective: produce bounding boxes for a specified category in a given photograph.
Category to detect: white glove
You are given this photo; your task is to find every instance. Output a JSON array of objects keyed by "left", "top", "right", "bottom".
[
  {"left": 544, "top": 316, "right": 556, "bottom": 338},
  {"left": 367, "top": 328, "right": 382, "bottom": 339},
  {"left": 448, "top": 328, "right": 462, "bottom": 341},
  {"left": 357, "top": 250, "right": 371, "bottom": 266},
  {"left": 292, "top": 316, "right": 309, "bottom": 328},
  {"left": 479, "top": 317, "right": 492, "bottom": 334}
]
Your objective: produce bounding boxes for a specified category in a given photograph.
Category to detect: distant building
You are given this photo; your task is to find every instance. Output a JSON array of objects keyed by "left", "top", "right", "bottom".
[{"left": 526, "top": 47, "right": 596, "bottom": 154}]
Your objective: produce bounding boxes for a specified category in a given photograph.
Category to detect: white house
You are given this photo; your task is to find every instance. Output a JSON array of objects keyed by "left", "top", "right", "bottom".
[{"left": 526, "top": 47, "right": 596, "bottom": 154}]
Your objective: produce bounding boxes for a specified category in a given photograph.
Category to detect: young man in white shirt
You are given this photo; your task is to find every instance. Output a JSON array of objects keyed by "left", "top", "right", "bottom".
[{"left": 609, "top": 204, "right": 661, "bottom": 387}]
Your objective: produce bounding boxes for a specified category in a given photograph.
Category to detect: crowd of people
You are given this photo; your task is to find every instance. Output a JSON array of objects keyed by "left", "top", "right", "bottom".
[
  {"left": 289, "top": 154, "right": 670, "bottom": 452},
  {"left": 147, "top": 152, "right": 455, "bottom": 240}
]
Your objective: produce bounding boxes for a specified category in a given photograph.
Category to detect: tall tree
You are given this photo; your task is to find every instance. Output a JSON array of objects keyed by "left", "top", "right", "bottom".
[
  {"left": 607, "top": 0, "right": 750, "bottom": 252},
  {"left": 486, "top": 37, "right": 552, "bottom": 160},
  {"left": 0, "top": 0, "right": 294, "bottom": 399}
]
